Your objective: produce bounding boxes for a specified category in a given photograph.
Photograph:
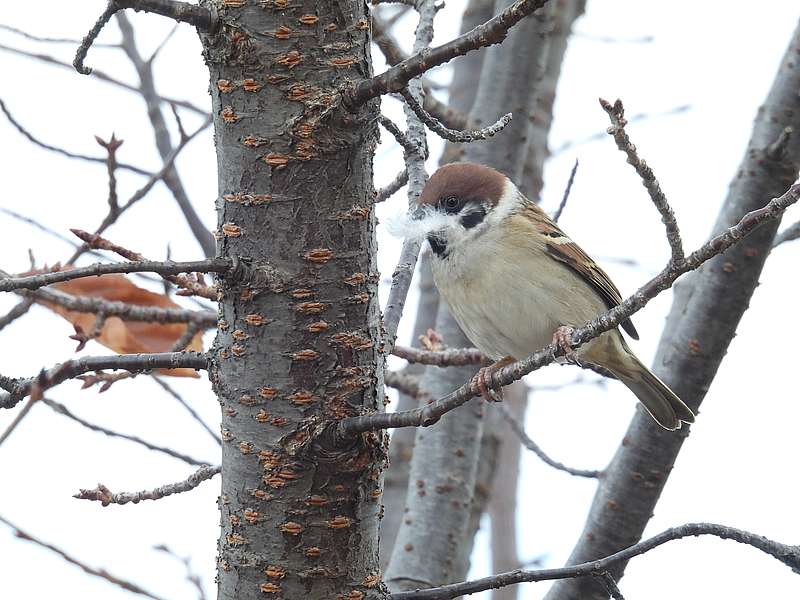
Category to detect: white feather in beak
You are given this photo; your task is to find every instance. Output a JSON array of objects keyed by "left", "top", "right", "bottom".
[{"left": 385, "top": 205, "right": 451, "bottom": 241}]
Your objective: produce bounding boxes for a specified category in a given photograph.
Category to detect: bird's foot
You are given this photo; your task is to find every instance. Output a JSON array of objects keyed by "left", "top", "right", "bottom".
[
  {"left": 552, "top": 326, "right": 581, "bottom": 366},
  {"left": 470, "top": 356, "right": 515, "bottom": 402}
]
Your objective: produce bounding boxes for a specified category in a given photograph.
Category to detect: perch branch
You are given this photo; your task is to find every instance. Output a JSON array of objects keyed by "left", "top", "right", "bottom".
[
  {"left": 1, "top": 351, "right": 208, "bottom": 409},
  {"left": 390, "top": 522, "right": 800, "bottom": 600},
  {"left": 74, "top": 464, "right": 221, "bottom": 506}
]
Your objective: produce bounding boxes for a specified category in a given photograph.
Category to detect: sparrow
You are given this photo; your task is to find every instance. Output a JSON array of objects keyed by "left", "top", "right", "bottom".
[{"left": 402, "top": 161, "right": 695, "bottom": 430}]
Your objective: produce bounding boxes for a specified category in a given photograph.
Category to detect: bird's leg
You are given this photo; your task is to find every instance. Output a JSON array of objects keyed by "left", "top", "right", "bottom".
[
  {"left": 471, "top": 356, "right": 515, "bottom": 402},
  {"left": 552, "top": 326, "right": 581, "bottom": 366}
]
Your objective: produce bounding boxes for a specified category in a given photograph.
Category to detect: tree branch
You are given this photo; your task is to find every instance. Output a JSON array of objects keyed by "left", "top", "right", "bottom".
[
  {"left": 42, "top": 398, "right": 209, "bottom": 466},
  {"left": 400, "top": 89, "right": 512, "bottom": 143},
  {"left": 600, "top": 98, "right": 684, "bottom": 264},
  {"left": 1, "top": 352, "right": 208, "bottom": 409},
  {"left": 376, "top": 169, "right": 409, "bottom": 203},
  {"left": 74, "top": 464, "right": 220, "bottom": 506},
  {"left": 116, "top": 12, "right": 216, "bottom": 257},
  {"left": 0, "top": 258, "right": 230, "bottom": 292},
  {"left": 393, "top": 344, "right": 488, "bottom": 366},
  {"left": 337, "top": 182, "right": 800, "bottom": 437},
  {"left": 0, "top": 514, "right": 168, "bottom": 600},
  {"left": 390, "top": 522, "right": 800, "bottom": 600},
  {"left": 0, "top": 97, "right": 151, "bottom": 176},
  {"left": 497, "top": 403, "right": 600, "bottom": 478},
  {"left": 74, "top": 0, "right": 219, "bottom": 75},
  {"left": 348, "top": 0, "right": 552, "bottom": 105}
]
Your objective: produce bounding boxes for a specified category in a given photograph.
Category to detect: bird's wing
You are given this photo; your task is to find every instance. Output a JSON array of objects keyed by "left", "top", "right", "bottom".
[{"left": 522, "top": 203, "right": 639, "bottom": 340}]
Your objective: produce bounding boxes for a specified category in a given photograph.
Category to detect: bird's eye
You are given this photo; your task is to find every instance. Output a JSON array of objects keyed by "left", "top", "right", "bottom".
[{"left": 442, "top": 196, "right": 462, "bottom": 213}]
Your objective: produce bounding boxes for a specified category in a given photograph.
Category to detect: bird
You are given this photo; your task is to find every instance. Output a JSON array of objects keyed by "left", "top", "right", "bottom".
[{"left": 402, "top": 161, "right": 695, "bottom": 430}]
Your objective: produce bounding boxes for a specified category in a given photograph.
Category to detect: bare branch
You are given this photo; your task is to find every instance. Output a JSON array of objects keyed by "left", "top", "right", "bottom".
[
  {"left": 116, "top": 12, "right": 215, "bottom": 256},
  {"left": 0, "top": 397, "right": 38, "bottom": 448},
  {"left": 0, "top": 42, "right": 208, "bottom": 116},
  {"left": 0, "top": 298, "right": 34, "bottom": 333},
  {"left": 42, "top": 398, "right": 210, "bottom": 466},
  {"left": 393, "top": 344, "right": 488, "bottom": 366},
  {"left": 348, "top": 0, "right": 552, "bottom": 105},
  {"left": 390, "top": 523, "right": 800, "bottom": 600},
  {"left": 379, "top": 115, "right": 423, "bottom": 156},
  {"left": 1, "top": 351, "right": 208, "bottom": 409},
  {"left": 74, "top": 464, "right": 221, "bottom": 506},
  {"left": 337, "top": 182, "right": 800, "bottom": 437},
  {"left": 0, "top": 514, "right": 168, "bottom": 599},
  {"left": 376, "top": 169, "right": 409, "bottom": 203},
  {"left": 151, "top": 376, "right": 222, "bottom": 446},
  {"left": 384, "top": 370, "right": 424, "bottom": 399},
  {"left": 552, "top": 158, "right": 578, "bottom": 222},
  {"left": 400, "top": 89, "right": 512, "bottom": 143},
  {"left": 381, "top": 0, "right": 440, "bottom": 352},
  {"left": 20, "top": 283, "right": 217, "bottom": 327},
  {"left": 0, "top": 258, "right": 230, "bottom": 293},
  {"left": 0, "top": 96, "right": 151, "bottom": 176},
  {"left": 773, "top": 219, "right": 800, "bottom": 246},
  {"left": 497, "top": 403, "right": 600, "bottom": 478},
  {"left": 70, "top": 228, "right": 222, "bottom": 299},
  {"left": 96, "top": 134, "right": 122, "bottom": 215},
  {"left": 600, "top": 98, "right": 684, "bottom": 263},
  {"left": 0, "top": 22, "right": 117, "bottom": 46},
  {"left": 74, "top": 0, "right": 218, "bottom": 75},
  {"left": 598, "top": 572, "right": 625, "bottom": 600},
  {"left": 65, "top": 116, "right": 212, "bottom": 266},
  {"left": 371, "top": 14, "right": 471, "bottom": 130}
]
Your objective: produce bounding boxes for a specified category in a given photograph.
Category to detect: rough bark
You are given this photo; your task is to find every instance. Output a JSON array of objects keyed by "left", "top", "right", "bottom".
[
  {"left": 380, "top": 252, "right": 438, "bottom": 569},
  {"left": 545, "top": 19, "right": 800, "bottom": 600},
  {"left": 201, "top": 3, "right": 383, "bottom": 600}
]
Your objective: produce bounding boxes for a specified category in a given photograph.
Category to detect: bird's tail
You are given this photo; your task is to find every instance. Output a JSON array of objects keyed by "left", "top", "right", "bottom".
[{"left": 587, "top": 335, "right": 695, "bottom": 430}]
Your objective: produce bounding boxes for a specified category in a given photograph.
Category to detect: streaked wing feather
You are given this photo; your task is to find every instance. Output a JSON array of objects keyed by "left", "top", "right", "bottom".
[{"left": 524, "top": 204, "right": 640, "bottom": 339}]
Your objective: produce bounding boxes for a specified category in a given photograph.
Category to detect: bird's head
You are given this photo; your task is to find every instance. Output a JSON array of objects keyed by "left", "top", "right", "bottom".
[{"left": 395, "top": 162, "right": 518, "bottom": 259}]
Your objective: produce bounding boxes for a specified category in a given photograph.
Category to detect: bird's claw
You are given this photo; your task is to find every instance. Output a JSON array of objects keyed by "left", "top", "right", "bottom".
[
  {"left": 552, "top": 326, "right": 581, "bottom": 366},
  {"left": 470, "top": 356, "right": 515, "bottom": 402}
]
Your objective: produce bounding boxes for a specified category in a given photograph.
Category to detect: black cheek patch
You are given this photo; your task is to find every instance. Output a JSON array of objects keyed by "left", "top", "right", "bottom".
[
  {"left": 460, "top": 208, "right": 486, "bottom": 230},
  {"left": 427, "top": 235, "right": 449, "bottom": 258}
]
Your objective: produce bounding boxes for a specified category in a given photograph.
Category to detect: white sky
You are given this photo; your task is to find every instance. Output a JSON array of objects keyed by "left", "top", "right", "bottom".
[{"left": 1, "top": 1, "right": 799, "bottom": 599}]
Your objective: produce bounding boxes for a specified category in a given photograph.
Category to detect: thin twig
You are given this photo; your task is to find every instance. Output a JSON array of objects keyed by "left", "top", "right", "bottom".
[
  {"left": 1, "top": 351, "right": 209, "bottom": 408},
  {"left": 401, "top": 88, "right": 512, "bottom": 143},
  {"left": 0, "top": 258, "right": 230, "bottom": 292},
  {"left": 552, "top": 158, "right": 578, "bottom": 222},
  {"left": 153, "top": 544, "right": 208, "bottom": 600},
  {"left": 0, "top": 42, "right": 208, "bottom": 116},
  {"left": 0, "top": 397, "right": 38, "bottom": 447},
  {"left": 337, "top": 183, "right": 800, "bottom": 437},
  {"left": 74, "top": 0, "right": 218, "bottom": 75},
  {"left": 349, "top": 0, "right": 553, "bottom": 104},
  {"left": 151, "top": 376, "right": 222, "bottom": 446},
  {"left": 498, "top": 403, "right": 600, "bottom": 478},
  {"left": 96, "top": 134, "right": 122, "bottom": 215},
  {"left": 390, "top": 523, "right": 800, "bottom": 600},
  {"left": 379, "top": 115, "right": 423, "bottom": 156},
  {"left": 773, "top": 219, "right": 800, "bottom": 246},
  {"left": 381, "top": 0, "right": 439, "bottom": 353},
  {"left": 0, "top": 298, "right": 34, "bottom": 333},
  {"left": 42, "top": 398, "right": 209, "bottom": 466},
  {"left": 393, "top": 344, "right": 488, "bottom": 366},
  {"left": 597, "top": 572, "right": 625, "bottom": 600},
  {"left": 600, "top": 98, "right": 684, "bottom": 264},
  {"left": 385, "top": 370, "right": 424, "bottom": 399},
  {"left": 0, "top": 97, "right": 151, "bottom": 176},
  {"left": 0, "top": 514, "right": 168, "bottom": 600},
  {"left": 376, "top": 170, "right": 409, "bottom": 203},
  {"left": 74, "top": 464, "right": 221, "bottom": 506},
  {"left": 0, "top": 23, "right": 118, "bottom": 46}
]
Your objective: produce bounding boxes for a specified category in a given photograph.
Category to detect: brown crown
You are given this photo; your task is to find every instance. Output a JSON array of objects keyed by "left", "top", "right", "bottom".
[{"left": 418, "top": 162, "right": 508, "bottom": 207}]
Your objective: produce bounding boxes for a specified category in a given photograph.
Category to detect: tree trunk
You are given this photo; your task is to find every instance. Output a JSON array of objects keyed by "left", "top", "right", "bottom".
[{"left": 200, "top": 3, "right": 384, "bottom": 599}]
